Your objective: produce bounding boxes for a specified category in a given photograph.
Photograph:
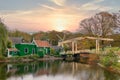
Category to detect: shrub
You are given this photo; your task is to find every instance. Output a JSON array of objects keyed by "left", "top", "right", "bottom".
[
  {"left": 28, "top": 54, "right": 39, "bottom": 60},
  {"left": 0, "top": 56, "right": 6, "bottom": 61},
  {"left": 50, "top": 48, "right": 56, "bottom": 55},
  {"left": 100, "top": 50, "right": 119, "bottom": 67}
]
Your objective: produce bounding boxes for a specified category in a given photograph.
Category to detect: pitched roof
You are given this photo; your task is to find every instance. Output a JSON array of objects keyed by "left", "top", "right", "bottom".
[
  {"left": 33, "top": 40, "right": 50, "bottom": 47},
  {"left": 8, "top": 48, "right": 18, "bottom": 51},
  {"left": 9, "top": 37, "right": 23, "bottom": 44}
]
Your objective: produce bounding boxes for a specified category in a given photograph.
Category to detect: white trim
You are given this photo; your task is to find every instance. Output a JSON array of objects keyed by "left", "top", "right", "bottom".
[
  {"left": 7, "top": 64, "right": 13, "bottom": 73},
  {"left": 20, "top": 43, "right": 35, "bottom": 45},
  {"left": 32, "top": 40, "right": 39, "bottom": 47},
  {"left": 7, "top": 49, "right": 12, "bottom": 57},
  {"left": 46, "top": 48, "right": 48, "bottom": 53},
  {"left": 118, "top": 60, "right": 120, "bottom": 62}
]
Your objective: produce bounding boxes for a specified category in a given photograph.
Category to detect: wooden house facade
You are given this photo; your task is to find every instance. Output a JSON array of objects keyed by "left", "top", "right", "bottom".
[{"left": 7, "top": 37, "right": 50, "bottom": 57}]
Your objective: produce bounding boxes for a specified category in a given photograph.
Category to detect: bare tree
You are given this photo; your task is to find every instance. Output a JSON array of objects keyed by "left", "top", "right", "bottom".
[
  {"left": 113, "top": 11, "right": 120, "bottom": 27},
  {"left": 80, "top": 12, "right": 117, "bottom": 37}
]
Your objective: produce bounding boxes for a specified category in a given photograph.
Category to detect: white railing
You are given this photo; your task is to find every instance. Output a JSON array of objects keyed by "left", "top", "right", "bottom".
[{"left": 60, "top": 49, "right": 92, "bottom": 55}]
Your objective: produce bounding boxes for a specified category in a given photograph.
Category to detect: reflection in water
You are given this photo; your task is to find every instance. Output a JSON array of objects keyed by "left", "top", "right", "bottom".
[{"left": 0, "top": 61, "right": 119, "bottom": 80}]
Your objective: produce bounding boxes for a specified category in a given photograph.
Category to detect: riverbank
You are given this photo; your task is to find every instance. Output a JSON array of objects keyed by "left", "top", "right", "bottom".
[
  {"left": 98, "top": 63, "right": 120, "bottom": 75},
  {"left": 0, "top": 55, "right": 63, "bottom": 63}
]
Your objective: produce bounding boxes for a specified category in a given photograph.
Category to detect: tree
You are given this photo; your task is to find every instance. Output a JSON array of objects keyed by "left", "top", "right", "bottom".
[
  {"left": 7, "top": 40, "right": 12, "bottom": 48},
  {"left": 80, "top": 12, "right": 118, "bottom": 49},
  {"left": 0, "top": 20, "right": 8, "bottom": 56},
  {"left": 9, "top": 30, "right": 32, "bottom": 42},
  {"left": 113, "top": 11, "right": 120, "bottom": 27},
  {"left": 80, "top": 12, "right": 117, "bottom": 37}
]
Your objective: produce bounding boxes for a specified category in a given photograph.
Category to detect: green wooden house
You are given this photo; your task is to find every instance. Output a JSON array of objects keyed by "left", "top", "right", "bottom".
[
  {"left": 7, "top": 37, "right": 50, "bottom": 57},
  {"left": 32, "top": 40, "right": 50, "bottom": 57}
]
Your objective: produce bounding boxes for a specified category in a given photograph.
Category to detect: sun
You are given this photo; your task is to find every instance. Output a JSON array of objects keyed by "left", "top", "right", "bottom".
[
  {"left": 53, "top": 18, "right": 67, "bottom": 31},
  {"left": 56, "top": 25, "right": 65, "bottom": 31}
]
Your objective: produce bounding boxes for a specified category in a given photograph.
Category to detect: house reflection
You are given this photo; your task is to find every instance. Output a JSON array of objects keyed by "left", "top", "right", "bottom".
[{"left": 0, "top": 61, "right": 119, "bottom": 80}]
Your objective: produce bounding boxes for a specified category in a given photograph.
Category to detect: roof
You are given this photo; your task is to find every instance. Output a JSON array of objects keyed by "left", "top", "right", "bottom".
[
  {"left": 8, "top": 48, "right": 18, "bottom": 51},
  {"left": 9, "top": 37, "right": 23, "bottom": 44},
  {"left": 33, "top": 40, "right": 50, "bottom": 47}
]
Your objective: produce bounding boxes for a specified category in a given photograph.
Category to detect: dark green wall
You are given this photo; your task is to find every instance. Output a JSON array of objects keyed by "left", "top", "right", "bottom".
[
  {"left": 9, "top": 51, "right": 18, "bottom": 56},
  {"left": 36, "top": 47, "right": 50, "bottom": 57},
  {"left": 15, "top": 44, "right": 36, "bottom": 56}
]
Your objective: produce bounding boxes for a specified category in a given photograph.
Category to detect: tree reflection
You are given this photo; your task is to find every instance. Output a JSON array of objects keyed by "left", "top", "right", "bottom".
[
  {"left": 0, "top": 61, "right": 119, "bottom": 80},
  {"left": 0, "top": 64, "right": 7, "bottom": 80}
]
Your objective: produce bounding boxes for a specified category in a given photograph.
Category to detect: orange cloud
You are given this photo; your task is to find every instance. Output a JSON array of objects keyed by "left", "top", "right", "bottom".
[{"left": 2, "top": 1, "right": 103, "bottom": 32}]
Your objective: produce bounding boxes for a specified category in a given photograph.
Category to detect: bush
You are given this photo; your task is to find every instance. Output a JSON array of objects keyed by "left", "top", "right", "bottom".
[
  {"left": 0, "top": 56, "right": 6, "bottom": 61},
  {"left": 50, "top": 48, "right": 56, "bottom": 55},
  {"left": 28, "top": 54, "right": 39, "bottom": 60},
  {"left": 100, "top": 50, "right": 119, "bottom": 67},
  {"left": 8, "top": 56, "right": 22, "bottom": 61}
]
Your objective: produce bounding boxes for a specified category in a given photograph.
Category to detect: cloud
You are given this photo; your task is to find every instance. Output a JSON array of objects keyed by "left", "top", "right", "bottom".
[
  {"left": 0, "top": 0, "right": 117, "bottom": 32},
  {"left": 82, "top": 0, "right": 104, "bottom": 7},
  {"left": 0, "top": 0, "right": 92, "bottom": 32},
  {"left": 81, "top": 0, "right": 112, "bottom": 11},
  {"left": 50, "top": 0, "right": 66, "bottom": 6},
  {"left": 40, "top": 4, "right": 57, "bottom": 11},
  {"left": 81, "top": 3, "right": 112, "bottom": 11},
  {"left": 94, "top": 0, "right": 104, "bottom": 3}
]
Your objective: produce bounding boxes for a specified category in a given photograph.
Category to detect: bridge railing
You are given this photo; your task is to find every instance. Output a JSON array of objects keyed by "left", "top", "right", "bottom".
[{"left": 60, "top": 49, "right": 94, "bottom": 55}]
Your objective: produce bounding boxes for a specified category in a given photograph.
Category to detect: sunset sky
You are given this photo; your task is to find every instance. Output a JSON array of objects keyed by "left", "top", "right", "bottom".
[{"left": 0, "top": 0, "right": 120, "bottom": 32}]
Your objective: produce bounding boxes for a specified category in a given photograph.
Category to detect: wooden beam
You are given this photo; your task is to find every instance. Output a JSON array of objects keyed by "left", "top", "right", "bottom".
[
  {"left": 86, "top": 37, "right": 114, "bottom": 41},
  {"left": 59, "top": 36, "right": 113, "bottom": 45}
]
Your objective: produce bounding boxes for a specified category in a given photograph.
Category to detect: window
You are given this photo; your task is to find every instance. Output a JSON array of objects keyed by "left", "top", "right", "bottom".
[
  {"left": 14, "top": 51, "right": 17, "bottom": 54},
  {"left": 24, "top": 48, "right": 29, "bottom": 54},
  {"left": 32, "top": 48, "right": 35, "bottom": 54}
]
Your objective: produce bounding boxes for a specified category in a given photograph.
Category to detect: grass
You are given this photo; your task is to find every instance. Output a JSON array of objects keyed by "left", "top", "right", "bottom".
[{"left": 112, "top": 63, "right": 120, "bottom": 70}]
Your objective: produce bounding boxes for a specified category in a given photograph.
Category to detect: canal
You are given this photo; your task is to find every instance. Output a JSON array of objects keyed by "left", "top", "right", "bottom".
[{"left": 0, "top": 61, "right": 120, "bottom": 80}]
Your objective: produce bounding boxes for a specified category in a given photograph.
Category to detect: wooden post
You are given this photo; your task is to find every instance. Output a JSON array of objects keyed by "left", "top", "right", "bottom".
[
  {"left": 96, "top": 39, "right": 98, "bottom": 54},
  {"left": 62, "top": 44, "right": 64, "bottom": 48},
  {"left": 72, "top": 41, "right": 75, "bottom": 54},
  {"left": 98, "top": 39, "right": 100, "bottom": 54},
  {"left": 75, "top": 42, "right": 77, "bottom": 52},
  {"left": 96, "top": 39, "right": 100, "bottom": 54}
]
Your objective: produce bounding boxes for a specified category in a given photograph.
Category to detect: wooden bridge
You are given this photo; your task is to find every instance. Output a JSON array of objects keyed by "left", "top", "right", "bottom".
[{"left": 58, "top": 36, "right": 114, "bottom": 55}]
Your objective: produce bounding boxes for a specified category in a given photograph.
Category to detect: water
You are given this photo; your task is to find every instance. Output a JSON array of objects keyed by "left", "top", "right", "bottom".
[{"left": 0, "top": 61, "right": 120, "bottom": 80}]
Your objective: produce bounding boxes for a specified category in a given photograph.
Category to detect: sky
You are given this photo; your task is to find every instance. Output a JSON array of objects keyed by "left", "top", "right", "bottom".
[{"left": 0, "top": 0, "right": 120, "bottom": 32}]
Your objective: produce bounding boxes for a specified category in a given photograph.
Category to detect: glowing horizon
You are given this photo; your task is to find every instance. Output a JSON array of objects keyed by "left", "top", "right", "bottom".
[{"left": 0, "top": 0, "right": 120, "bottom": 32}]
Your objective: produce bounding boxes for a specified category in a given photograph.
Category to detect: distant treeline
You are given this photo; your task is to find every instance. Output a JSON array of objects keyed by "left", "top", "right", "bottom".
[{"left": 8, "top": 30, "right": 120, "bottom": 49}]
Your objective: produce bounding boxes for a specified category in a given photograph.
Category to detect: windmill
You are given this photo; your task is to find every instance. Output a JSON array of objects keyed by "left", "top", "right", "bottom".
[{"left": 56, "top": 33, "right": 66, "bottom": 47}]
